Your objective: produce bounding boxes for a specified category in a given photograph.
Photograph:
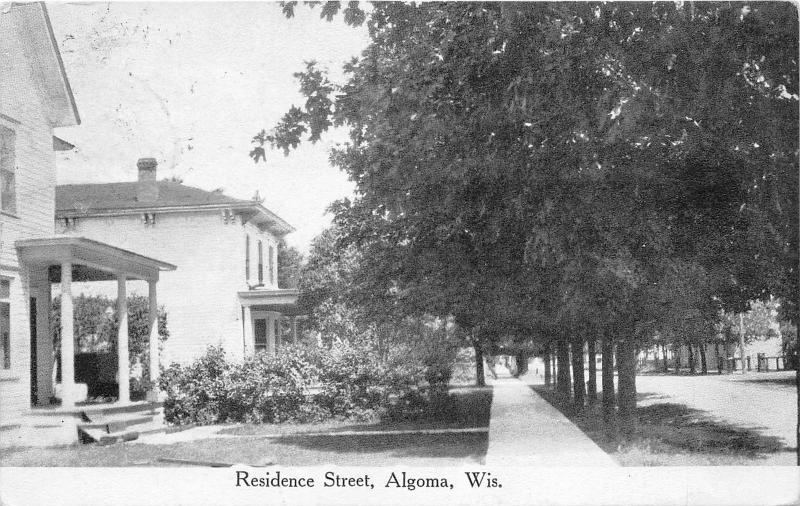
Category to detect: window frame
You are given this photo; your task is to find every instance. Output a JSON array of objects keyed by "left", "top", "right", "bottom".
[
  {"left": 1, "top": 277, "right": 11, "bottom": 370},
  {"left": 268, "top": 245, "right": 275, "bottom": 286},
  {"left": 258, "top": 240, "right": 264, "bottom": 284},
  {"left": 0, "top": 122, "right": 17, "bottom": 216},
  {"left": 253, "top": 318, "right": 267, "bottom": 354},
  {"left": 245, "top": 234, "right": 250, "bottom": 282}
]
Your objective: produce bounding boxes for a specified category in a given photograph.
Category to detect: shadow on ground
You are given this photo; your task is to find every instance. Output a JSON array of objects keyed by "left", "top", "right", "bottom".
[
  {"left": 261, "top": 388, "right": 493, "bottom": 462},
  {"left": 531, "top": 385, "right": 793, "bottom": 465},
  {"left": 731, "top": 376, "right": 798, "bottom": 388}
]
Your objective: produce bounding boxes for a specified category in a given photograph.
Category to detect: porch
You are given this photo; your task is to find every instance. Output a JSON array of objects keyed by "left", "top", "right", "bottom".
[
  {"left": 238, "top": 288, "right": 304, "bottom": 355},
  {"left": 16, "top": 237, "right": 176, "bottom": 410}
]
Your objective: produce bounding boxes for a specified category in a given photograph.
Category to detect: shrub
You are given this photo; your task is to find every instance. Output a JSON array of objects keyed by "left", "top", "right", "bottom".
[
  {"left": 224, "top": 348, "right": 316, "bottom": 423},
  {"left": 159, "top": 346, "right": 231, "bottom": 425},
  {"left": 159, "top": 341, "right": 449, "bottom": 426},
  {"left": 313, "top": 340, "right": 388, "bottom": 418}
]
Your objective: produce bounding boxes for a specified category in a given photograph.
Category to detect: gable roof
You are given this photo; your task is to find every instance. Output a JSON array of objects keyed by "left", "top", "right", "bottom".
[
  {"left": 8, "top": 3, "right": 80, "bottom": 127},
  {"left": 56, "top": 181, "right": 295, "bottom": 235}
]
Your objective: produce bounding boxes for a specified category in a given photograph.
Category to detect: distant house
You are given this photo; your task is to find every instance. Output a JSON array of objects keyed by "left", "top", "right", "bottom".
[
  {"left": 56, "top": 159, "right": 303, "bottom": 366},
  {"left": 1, "top": 2, "right": 173, "bottom": 439}
]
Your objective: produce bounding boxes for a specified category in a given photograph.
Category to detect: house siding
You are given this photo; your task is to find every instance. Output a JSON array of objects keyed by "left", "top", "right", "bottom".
[
  {"left": 0, "top": 9, "right": 59, "bottom": 423},
  {"left": 57, "top": 209, "right": 282, "bottom": 365}
]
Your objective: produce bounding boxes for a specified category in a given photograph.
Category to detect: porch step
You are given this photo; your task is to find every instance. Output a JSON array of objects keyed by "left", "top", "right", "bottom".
[
  {"left": 78, "top": 420, "right": 194, "bottom": 445},
  {"left": 79, "top": 415, "right": 155, "bottom": 434}
]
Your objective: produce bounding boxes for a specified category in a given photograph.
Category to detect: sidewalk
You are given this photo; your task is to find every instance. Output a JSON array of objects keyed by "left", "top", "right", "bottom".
[{"left": 485, "top": 369, "right": 617, "bottom": 466}]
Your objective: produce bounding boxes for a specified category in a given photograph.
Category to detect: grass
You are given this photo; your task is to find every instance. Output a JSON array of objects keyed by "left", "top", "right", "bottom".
[
  {"left": 0, "top": 386, "right": 493, "bottom": 467},
  {"left": 532, "top": 386, "right": 795, "bottom": 466}
]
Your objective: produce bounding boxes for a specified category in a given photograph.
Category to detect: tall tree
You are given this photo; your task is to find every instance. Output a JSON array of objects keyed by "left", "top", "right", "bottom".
[{"left": 254, "top": 1, "right": 797, "bottom": 442}]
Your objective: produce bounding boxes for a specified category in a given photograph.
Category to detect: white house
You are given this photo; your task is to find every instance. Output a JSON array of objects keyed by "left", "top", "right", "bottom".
[
  {"left": 1, "top": 3, "right": 174, "bottom": 441},
  {"left": 55, "top": 158, "right": 303, "bottom": 366}
]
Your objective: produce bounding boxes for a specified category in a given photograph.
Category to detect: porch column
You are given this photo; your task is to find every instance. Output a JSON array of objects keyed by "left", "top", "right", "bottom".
[
  {"left": 36, "top": 281, "right": 54, "bottom": 404},
  {"left": 291, "top": 317, "right": 298, "bottom": 345},
  {"left": 60, "top": 261, "right": 75, "bottom": 408},
  {"left": 117, "top": 275, "right": 130, "bottom": 404},
  {"left": 266, "top": 315, "right": 276, "bottom": 355},
  {"left": 242, "top": 305, "right": 253, "bottom": 356},
  {"left": 147, "top": 280, "right": 160, "bottom": 402}
]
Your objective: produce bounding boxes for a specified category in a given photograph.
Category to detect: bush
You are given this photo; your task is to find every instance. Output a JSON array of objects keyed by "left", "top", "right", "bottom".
[
  {"left": 313, "top": 341, "right": 390, "bottom": 419},
  {"left": 159, "top": 341, "right": 446, "bottom": 426},
  {"left": 159, "top": 346, "right": 231, "bottom": 425},
  {"left": 224, "top": 349, "right": 316, "bottom": 423}
]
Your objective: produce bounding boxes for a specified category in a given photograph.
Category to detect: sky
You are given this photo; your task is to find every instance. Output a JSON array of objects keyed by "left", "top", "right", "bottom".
[{"left": 48, "top": 2, "right": 370, "bottom": 252}]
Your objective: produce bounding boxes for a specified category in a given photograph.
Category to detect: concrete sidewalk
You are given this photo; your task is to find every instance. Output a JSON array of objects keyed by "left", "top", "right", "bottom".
[{"left": 485, "top": 374, "right": 618, "bottom": 466}]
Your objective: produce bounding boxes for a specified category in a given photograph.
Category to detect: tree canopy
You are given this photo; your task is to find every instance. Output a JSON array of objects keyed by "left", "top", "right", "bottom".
[{"left": 253, "top": 1, "right": 798, "bottom": 428}]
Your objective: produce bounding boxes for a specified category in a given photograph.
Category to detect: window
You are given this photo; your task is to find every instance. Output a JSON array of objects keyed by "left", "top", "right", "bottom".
[
  {"left": 1, "top": 279, "right": 10, "bottom": 369},
  {"left": 258, "top": 241, "right": 263, "bottom": 284},
  {"left": 245, "top": 234, "right": 250, "bottom": 281},
  {"left": 0, "top": 125, "right": 16, "bottom": 214},
  {"left": 253, "top": 318, "right": 267, "bottom": 354},
  {"left": 269, "top": 245, "right": 275, "bottom": 285}
]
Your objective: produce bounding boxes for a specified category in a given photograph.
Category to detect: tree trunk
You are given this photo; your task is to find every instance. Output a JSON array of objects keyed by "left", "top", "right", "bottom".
[
  {"left": 616, "top": 336, "right": 637, "bottom": 435},
  {"left": 688, "top": 344, "right": 696, "bottom": 374},
  {"left": 571, "top": 334, "right": 585, "bottom": 408},
  {"left": 724, "top": 336, "right": 733, "bottom": 374},
  {"left": 601, "top": 332, "right": 615, "bottom": 424},
  {"left": 543, "top": 343, "right": 552, "bottom": 387},
  {"left": 662, "top": 344, "right": 669, "bottom": 372},
  {"left": 473, "top": 341, "right": 485, "bottom": 387},
  {"left": 699, "top": 342, "right": 708, "bottom": 375},
  {"left": 739, "top": 312, "right": 747, "bottom": 375},
  {"left": 556, "top": 338, "right": 571, "bottom": 398},
  {"left": 587, "top": 336, "right": 597, "bottom": 404},
  {"left": 715, "top": 342, "right": 722, "bottom": 374},
  {"left": 516, "top": 351, "right": 528, "bottom": 375},
  {"left": 674, "top": 344, "right": 682, "bottom": 374}
]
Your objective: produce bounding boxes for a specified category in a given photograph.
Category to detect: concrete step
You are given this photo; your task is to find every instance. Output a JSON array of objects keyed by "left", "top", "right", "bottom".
[
  {"left": 79, "top": 415, "right": 155, "bottom": 434},
  {"left": 78, "top": 418, "right": 194, "bottom": 445}
]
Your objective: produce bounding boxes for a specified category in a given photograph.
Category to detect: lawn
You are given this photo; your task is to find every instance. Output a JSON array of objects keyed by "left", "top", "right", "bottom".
[
  {"left": 0, "top": 386, "right": 492, "bottom": 467},
  {"left": 532, "top": 381, "right": 796, "bottom": 466}
]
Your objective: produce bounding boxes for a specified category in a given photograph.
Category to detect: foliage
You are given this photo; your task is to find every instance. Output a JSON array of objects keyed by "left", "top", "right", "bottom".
[
  {"left": 51, "top": 293, "right": 169, "bottom": 379},
  {"left": 159, "top": 346, "right": 231, "bottom": 425},
  {"left": 253, "top": 2, "right": 798, "bottom": 432},
  {"left": 277, "top": 239, "right": 304, "bottom": 289},
  {"left": 159, "top": 342, "right": 436, "bottom": 425}
]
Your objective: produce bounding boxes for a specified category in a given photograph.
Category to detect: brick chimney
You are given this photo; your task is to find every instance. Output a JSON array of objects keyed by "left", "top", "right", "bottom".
[{"left": 136, "top": 158, "right": 158, "bottom": 202}]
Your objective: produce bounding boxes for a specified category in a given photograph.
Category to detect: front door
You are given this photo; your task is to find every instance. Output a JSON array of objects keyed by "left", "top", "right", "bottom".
[{"left": 29, "top": 296, "right": 37, "bottom": 405}]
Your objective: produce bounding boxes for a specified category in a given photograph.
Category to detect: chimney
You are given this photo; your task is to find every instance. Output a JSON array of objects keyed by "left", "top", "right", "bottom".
[{"left": 136, "top": 158, "right": 159, "bottom": 202}]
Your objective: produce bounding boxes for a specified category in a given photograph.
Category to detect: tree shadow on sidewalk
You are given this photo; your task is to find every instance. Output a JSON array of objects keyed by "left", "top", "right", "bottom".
[{"left": 532, "top": 385, "right": 793, "bottom": 465}]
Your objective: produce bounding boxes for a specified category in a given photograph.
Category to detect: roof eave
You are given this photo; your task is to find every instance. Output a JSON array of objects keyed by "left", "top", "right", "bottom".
[{"left": 41, "top": 3, "right": 80, "bottom": 126}]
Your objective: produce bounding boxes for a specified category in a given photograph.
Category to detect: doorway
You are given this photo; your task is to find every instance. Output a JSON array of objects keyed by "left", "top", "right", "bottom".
[{"left": 29, "top": 296, "right": 37, "bottom": 406}]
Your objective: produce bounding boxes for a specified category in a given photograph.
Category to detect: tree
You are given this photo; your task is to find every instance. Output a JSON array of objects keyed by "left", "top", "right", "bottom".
[
  {"left": 277, "top": 239, "right": 304, "bottom": 289},
  {"left": 253, "top": 1, "right": 797, "bottom": 441}
]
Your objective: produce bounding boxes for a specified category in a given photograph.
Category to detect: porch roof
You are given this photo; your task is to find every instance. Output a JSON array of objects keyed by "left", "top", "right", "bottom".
[
  {"left": 15, "top": 237, "right": 176, "bottom": 282},
  {"left": 238, "top": 288, "right": 304, "bottom": 315}
]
